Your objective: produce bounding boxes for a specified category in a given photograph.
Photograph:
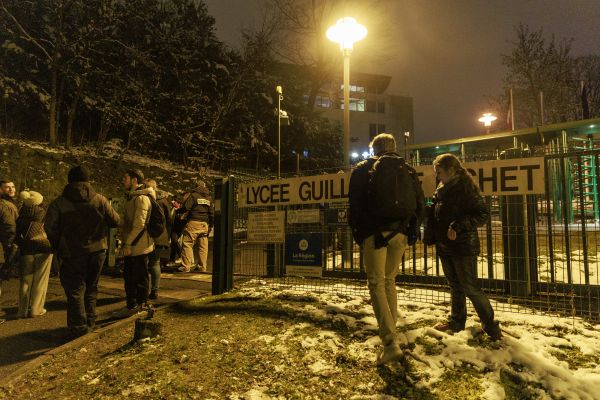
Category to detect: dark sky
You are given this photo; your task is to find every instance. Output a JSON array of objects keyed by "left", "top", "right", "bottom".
[{"left": 205, "top": 0, "right": 600, "bottom": 144}]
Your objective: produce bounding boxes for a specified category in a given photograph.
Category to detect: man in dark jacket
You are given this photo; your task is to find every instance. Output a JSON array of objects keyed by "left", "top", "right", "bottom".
[
  {"left": 348, "top": 133, "right": 425, "bottom": 365},
  {"left": 45, "top": 165, "right": 120, "bottom": 337},
  {"left": 177, "top": 179, "right": 214, "bottom": 273},
  {"left": 0, "top": 179, "right": 18, "bottom": 307}
]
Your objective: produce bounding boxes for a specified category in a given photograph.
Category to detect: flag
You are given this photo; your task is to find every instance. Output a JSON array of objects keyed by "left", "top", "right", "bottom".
[{"left": 581, "top": 81, "right": 590, "bottom": 120}]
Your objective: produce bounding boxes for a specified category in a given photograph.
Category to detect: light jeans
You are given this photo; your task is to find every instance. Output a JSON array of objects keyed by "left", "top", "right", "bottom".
[
  {"left": 181, "top": 220, "right": 209, "bottom": 270},
  {"left": 18, "top": 253, "right": 53, "bottom": 317},
  {"left": 363, "top": 232, "right": 407, "bottom": 345}
]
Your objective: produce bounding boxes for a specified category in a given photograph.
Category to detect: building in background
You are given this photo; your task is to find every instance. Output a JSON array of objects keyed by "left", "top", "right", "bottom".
[{"left": 310, "top": 71, "right": 413, "bottom": 159}]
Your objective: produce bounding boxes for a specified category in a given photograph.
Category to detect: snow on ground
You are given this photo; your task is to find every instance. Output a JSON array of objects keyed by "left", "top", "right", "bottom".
[{"left": 236, "top": 280, "right": 600, "bottom": 400}]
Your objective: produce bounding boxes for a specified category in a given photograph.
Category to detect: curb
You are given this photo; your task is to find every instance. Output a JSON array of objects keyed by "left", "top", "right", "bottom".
[{"left": 1, "top": 301, "right": 180, "bottom": 388}]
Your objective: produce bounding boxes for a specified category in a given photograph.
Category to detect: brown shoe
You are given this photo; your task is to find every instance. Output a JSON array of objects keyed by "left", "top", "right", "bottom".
[{"left": 433, "top": 322, "right": 463, "bottom": 333}]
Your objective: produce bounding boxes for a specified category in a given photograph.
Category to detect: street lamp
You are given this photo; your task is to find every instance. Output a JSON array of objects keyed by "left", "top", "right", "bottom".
[
  {"left": 478, "top": 112, "right": 497, "bottom": 134},
  {"left": 327, "top": 17, "right": 367, "bottom": 168},
  {"left": 276, "top": 85, "right": 289, "bottom": 178}
]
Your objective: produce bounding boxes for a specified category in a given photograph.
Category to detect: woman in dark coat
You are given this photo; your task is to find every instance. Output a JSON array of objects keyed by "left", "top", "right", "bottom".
[{"left": 426, "top": 153, "right": 502, "bottom": 340}]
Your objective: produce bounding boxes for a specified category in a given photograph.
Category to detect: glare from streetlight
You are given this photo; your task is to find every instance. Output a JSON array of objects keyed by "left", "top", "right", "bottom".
[
  {"left": 361, "top": 151, "right": 370, "bottom": 159},
  {"left": 478, "top": 113, "right": 497, "bottom": 127},
  {"left": 326, "top": 17, "right": 368, "bottom": 52},
  {"left": 351, "top": 152, "right": 359, "bottom": 159}
]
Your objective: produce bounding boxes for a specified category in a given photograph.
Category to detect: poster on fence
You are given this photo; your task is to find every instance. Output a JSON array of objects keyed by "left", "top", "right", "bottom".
[
  {"left": 285, "top": 233, "right": 323, "bottom": 277},
  {"left": 247, "top": 211, "right": 285, "bottom": 243}
]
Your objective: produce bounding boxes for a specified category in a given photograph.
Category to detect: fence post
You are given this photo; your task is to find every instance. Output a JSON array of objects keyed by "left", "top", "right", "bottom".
[
  {"left": 212, "top": 176, "right": 234, "bottom": 295},
  {"left": 500, "top": 148, "right": 537, "bottom": 296}
]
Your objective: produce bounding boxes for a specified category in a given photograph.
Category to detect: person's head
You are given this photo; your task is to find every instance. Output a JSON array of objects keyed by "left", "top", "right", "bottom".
[
  {"left": 67, "top": 165, "right": 90, "bottom": 183},
  {"left": 144, "top": 178, "right": 157, "bottom": 190},
  {"left": 433, "top": 153, "right": 466, "bottom": 184},
  {"left": 123, "top": 169, "right": 145, "bottom": 191},
  {"left": 0, "top": 180, "right": 16, "bottom": 198},
  {"left": 195, "top": 179, "right": 206, "bottom": 189},
  {"left": 369, "top": 133, "right": 396, "bottom": 156}
]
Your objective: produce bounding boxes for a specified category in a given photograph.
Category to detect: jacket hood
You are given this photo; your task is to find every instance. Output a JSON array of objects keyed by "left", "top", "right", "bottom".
[
  {"left": 63, "top": 182, "right": 97, "bottom": 203},
  {"left": 128, "top": 185, "right": 156, "bottom": 199},
  {"left": 19, "top": 190, "right": 43, "bottom": 206}
]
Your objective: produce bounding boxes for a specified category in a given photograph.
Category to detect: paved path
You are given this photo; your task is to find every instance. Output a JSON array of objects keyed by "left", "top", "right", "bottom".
[{"left": 0, "top": 271, "right": 212, "bottom": 378}]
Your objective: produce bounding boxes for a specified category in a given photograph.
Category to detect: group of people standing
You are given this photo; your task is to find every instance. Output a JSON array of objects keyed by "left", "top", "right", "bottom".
[
  {"left": 0, "top": 166, "right": 213, "bottom": 337},
  {"left": 349, "top": 133, "right": 502, "bottom": 365}
]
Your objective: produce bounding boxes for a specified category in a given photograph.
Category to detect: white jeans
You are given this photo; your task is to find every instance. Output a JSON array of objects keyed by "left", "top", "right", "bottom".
[{"left": 363, "top": 232, "right": 407, "bottom": 345}]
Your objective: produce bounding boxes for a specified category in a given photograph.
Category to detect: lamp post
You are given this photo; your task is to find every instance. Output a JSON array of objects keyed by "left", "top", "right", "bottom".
[
  {"left": 478, "top": 112, "right": 497, "bottom": 134},
  {"left": 327, "top": 17, "right": 367, "bottom": 168},
  {"left": 276, "top": 85, "right": 284, "bottom": 178}
]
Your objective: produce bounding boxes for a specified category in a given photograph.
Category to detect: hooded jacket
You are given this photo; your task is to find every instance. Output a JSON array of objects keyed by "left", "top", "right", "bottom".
[
  {"left": 121, "top": 185, "right": 155, "bottom": 256},
  {"left": 16, "top": 191, "right": 52, "bottom": 255},
  {"left": 431, "top": 173, "right": 489, "bottom": 256},
  {"left": 44, "top": 182, "right": 120, "bottom": 258}
]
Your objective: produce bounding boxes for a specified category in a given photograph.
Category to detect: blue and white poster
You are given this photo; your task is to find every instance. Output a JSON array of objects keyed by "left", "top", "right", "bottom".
[{"left": 285, "top": 233, "right": 323, "bottom": 277}]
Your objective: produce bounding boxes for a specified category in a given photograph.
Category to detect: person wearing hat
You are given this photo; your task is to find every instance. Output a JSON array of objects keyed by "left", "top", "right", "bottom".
[
  {"left": 15, "top": 190, "right": 53, "bottom": 318},
  {"left": 44, "top": 165, "right": 120, "bottom": 337}
]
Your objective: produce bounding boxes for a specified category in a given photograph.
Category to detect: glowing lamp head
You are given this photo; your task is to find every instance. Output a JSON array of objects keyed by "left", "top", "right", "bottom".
[
  {"left": 478, "top": 113, "right": 497, "bottom": 127},
  {"left": 351, "top": 152, "right": 359, "bottom": 159},
  {"left": 326, "top": 17, "right": 367, "bottom": 51}
]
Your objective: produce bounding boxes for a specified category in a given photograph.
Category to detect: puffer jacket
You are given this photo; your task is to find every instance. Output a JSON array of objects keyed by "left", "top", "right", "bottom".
[
  {"left": 44, "top": 182, "right": 120, "bottom": 258},
  {"left": 16, "top": 202, "right": 52, "bottom": 255},
  {"left": 121, "top": 185, "right": 154, "bottom": 256},
  {"left": 431, "top": 173, "right": 489, "bottom": 256}
]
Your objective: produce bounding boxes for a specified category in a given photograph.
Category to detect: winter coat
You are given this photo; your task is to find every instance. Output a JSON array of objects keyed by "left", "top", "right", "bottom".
[
  {"left": 154, "top": 189, "right": 172, "bottom": 247},
  {"left": 44, "top": 182, "right": 120, "bottom": 259},
  {"left": 0, "top": 198, "right": 18, "bottom": 264},
  {"left": 121, "top": 185, "right": 154, "bottom": 256},
  {"left": 348, "top": 153, "right": 425, "bottom": 245},
  {"left": 15, "top": 192, "right": 52, "bottom": 255},
  {"left": 178, "top": 186, "right": 214, "bottom": 227},
  {"left": 430, "top": 173, "right": 489, "bottom": 257}
]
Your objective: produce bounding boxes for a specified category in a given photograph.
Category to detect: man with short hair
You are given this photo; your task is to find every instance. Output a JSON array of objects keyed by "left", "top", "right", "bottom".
[
  {"left": 177, "top": 179, "right": 213, "bottom": 273},
  {"left": 118, "top": 169, "right": 154, "bottom": 315},
  {"left": 0, "top": 180, "right": 17, "bottom": 204},
  {"left": 349, "top": 133, "right": 425, "bottom": 365},
  {"left": 44, "top": 166, "right": 120, "bottom": 337},
  {"left": 0, "top": 180, "right": 18, "bottom": 320}
]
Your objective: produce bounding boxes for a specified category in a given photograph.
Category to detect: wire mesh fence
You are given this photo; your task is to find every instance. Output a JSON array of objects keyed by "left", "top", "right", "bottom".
[{"left": 227, "top": 148, "right": 600, "bottom": 322}]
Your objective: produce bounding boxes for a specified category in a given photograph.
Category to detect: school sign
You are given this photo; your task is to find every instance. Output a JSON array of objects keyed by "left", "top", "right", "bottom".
[{"left": 238, "top": 157, "right": 546, "bottom": 207}]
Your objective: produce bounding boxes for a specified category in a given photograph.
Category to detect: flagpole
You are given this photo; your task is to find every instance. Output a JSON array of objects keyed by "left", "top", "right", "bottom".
[{"left": 509, "top": 88, "right": 515, "bottom": 131}]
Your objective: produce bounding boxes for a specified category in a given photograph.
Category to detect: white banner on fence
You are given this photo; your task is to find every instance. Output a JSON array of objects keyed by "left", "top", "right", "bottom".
[
  {"left": 238, "top": 157, "right": 545, "bottom": 207},
  {"left": 247, "top": 211, "right": 285, "bottom": 242}
]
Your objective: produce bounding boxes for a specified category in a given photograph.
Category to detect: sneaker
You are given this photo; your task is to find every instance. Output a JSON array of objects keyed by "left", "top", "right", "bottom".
[
  {"left": 177, "top": 266, "right": 190, "bottom": 273},
  {"left": 377, "top": 342, "right": 404, "bottom": 365},
  {"left": 149, "top": 290, "right": 158, "bottom": 300}
]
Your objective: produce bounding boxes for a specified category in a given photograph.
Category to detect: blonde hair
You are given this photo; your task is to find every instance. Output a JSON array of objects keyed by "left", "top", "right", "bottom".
[
  {"left": 369, "top": 133, "right": 396, "bottom": 156},
  {"left": 144, "top": 178, "right": 157, "bottom": 190}
]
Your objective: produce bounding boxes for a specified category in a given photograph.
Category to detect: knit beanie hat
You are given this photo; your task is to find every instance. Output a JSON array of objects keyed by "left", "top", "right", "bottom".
[
  {"left": 18, "top": 190, "right": 44, "bottom": 206},
  {"left": 68, "top": 165, "right": 90, "bottom": 183}
]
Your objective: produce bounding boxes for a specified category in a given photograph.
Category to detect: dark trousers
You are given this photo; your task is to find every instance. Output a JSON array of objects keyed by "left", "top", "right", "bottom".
[
  {"left": 170, "top": 232, "right": 181, "bottom": 262},
  {"left": 59, "top": 251, "right": 106, "bottom": 334},
  {"left": 123, "top": 254, "right": 149, "bottom": 308},
  {"left": 440, "top": 255, "right": 497, "bottom": 333}
]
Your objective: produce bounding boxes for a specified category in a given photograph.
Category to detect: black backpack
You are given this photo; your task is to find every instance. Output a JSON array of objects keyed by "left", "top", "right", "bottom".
[
  {"left": 368, "top": 154, "right": 417, "bottom": 222},
  {"left": 132, "top": 194, "right": 166, "bottom": 245}
]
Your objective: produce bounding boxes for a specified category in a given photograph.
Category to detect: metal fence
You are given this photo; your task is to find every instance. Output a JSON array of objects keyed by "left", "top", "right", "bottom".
[{"left": 212, "top": 145, "right": 600, "bottom": 322}]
